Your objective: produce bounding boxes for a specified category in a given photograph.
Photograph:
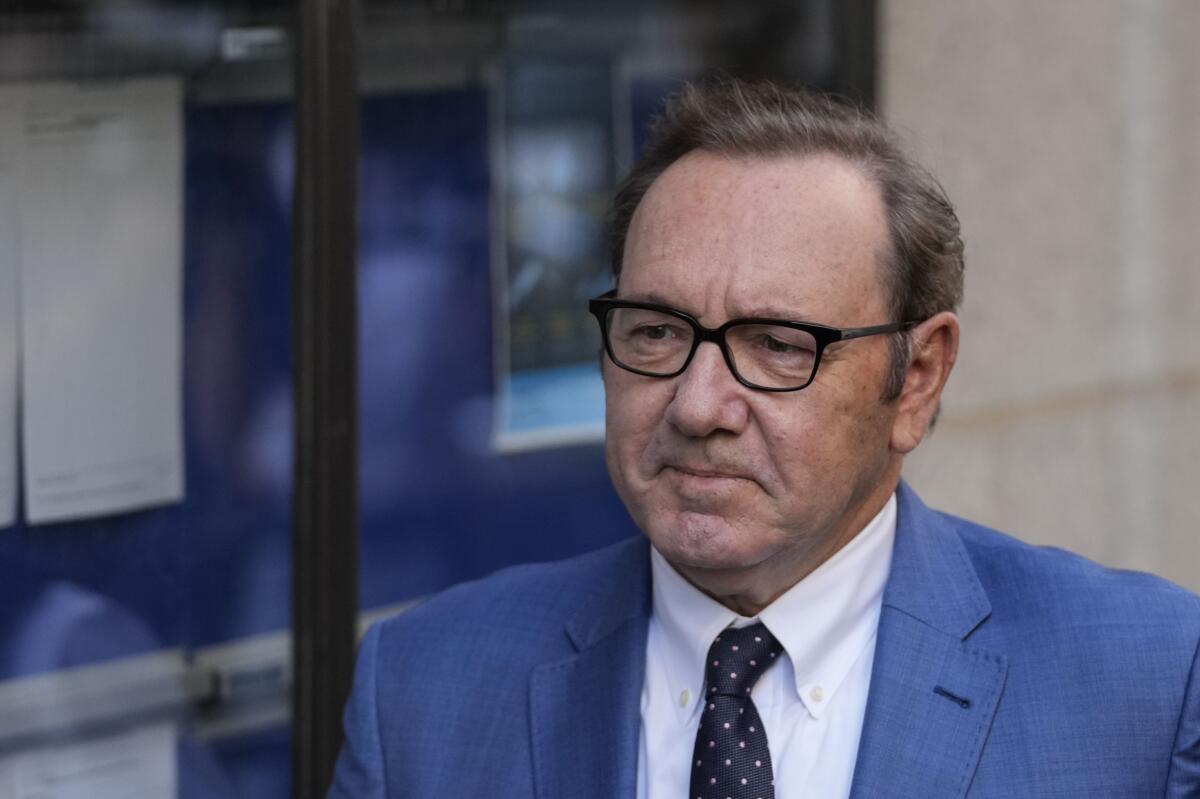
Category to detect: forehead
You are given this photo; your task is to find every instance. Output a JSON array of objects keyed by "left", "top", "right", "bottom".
[{"left": 620, "top": 150, "right": 890, "bottom": 323}]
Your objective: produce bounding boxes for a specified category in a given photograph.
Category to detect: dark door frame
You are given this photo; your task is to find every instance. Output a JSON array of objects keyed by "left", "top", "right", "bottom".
[{"left": 291, "top": 0, "right": 360, "bottom": 796}]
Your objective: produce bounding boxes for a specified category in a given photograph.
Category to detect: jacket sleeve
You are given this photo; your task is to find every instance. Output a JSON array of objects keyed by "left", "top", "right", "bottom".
[
  {"left": 1166, "top": 627, "right": 1200, "bottom": 797},
  {"left": 327, "top": 623, "right": 388, "bottom": 799}
]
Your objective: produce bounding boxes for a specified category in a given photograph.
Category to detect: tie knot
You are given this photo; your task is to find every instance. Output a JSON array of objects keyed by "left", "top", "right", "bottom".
[{"left": 703, "top": 622, "right": 781, "bottom": 698}]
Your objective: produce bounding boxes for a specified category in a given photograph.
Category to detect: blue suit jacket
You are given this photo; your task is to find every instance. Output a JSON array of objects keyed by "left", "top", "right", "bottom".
[{"left": 329, "top": 484, "right": 1200, "bottom": 797}]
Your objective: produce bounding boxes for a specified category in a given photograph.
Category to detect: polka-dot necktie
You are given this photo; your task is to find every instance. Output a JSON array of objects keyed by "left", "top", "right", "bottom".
[{"left": 690, "top": 622, "right": 780, "bottom": 799}]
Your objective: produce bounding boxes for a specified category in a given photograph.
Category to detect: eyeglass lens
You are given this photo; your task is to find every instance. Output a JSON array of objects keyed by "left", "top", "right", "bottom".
[{"left": 604, "top": 307, "right": 818, "bottom": 389}]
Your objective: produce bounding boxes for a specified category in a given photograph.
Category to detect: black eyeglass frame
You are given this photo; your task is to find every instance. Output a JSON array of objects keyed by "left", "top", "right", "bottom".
[{"left": 588, "top": 289, "right": 920, "bottom": 392}]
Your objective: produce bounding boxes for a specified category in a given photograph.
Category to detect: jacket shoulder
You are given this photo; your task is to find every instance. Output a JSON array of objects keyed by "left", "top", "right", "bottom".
[
  {"left": 918, "top": 507, "right": 1200, "bottom": 793},
  {"left": 940, "top": 509, "right": 1200, "bottom": 634}
]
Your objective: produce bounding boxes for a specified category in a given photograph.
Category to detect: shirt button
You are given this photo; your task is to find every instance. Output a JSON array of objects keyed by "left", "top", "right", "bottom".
[
  {"left": 810, "top": 685, "right": 825, "bottom": 703},
  {"left": 679, "top": 689, "right": 690, "bottom": 708}
]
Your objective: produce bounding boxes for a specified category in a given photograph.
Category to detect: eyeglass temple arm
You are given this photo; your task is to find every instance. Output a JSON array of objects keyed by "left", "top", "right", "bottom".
[{"left": 835, "top": 320, "right": 919, "bottom": 341}]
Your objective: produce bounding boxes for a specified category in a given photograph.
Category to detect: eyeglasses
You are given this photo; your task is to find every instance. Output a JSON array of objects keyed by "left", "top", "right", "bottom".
[{"left": 588, "top": 290, "right": 918, "bottom": 392}]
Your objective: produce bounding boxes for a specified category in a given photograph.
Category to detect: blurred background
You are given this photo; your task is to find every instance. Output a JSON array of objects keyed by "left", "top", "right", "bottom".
[
  {"left": 0, "top": 0, "right": 1195, "bottom": 796},
  {"left": 890, "top": 1, "right": 1200, "bottom": 596}
]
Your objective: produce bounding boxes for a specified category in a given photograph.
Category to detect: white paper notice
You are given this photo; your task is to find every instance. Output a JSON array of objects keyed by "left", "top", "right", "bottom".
[
  {"left": 0, "top": 85, "right": 23, "bottom": 529},
  {"left": 0, "top": 722, "right": 177, "bottom": 799},
  {"left": 18, "top": 78, "right": 184, "bottom": 524}
]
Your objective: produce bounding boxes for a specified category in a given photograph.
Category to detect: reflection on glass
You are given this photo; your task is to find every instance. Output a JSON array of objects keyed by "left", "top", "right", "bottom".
[{"left": 496, "top": 60, "right": 613, "bottom": 446}]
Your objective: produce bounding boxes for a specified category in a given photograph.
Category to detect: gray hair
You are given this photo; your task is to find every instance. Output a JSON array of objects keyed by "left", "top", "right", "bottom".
[{"left": 608, "top": 79, "right": 964, "bottom": 399}]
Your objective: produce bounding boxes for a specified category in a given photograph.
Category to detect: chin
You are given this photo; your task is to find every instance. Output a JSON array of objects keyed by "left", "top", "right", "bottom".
[{"left": 646, "top": 510, "right": 775, "bottom": 575}]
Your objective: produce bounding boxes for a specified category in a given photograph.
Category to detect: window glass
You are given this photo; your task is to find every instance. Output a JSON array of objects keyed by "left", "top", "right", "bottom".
[
  {"left": 354, "top": 0, "right": 867, "bottom": 616},
  {"left": 0, "top": 3, "right": 296, "bottom": 795}
]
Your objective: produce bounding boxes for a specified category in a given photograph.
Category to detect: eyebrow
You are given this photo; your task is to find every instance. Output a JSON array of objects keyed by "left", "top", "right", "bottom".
[
  {"left": 615, "top": 290, "right": 682, "bottom": 308},
  {"left": 616, "top": 291, "right": 820, "bottom": 325}
]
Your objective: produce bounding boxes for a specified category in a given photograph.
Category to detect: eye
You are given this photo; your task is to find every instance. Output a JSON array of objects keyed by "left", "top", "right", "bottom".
[
  {"left": 762, "top": 334, "right": 801, "bottom": 353},
  {"left": 611, "top": 309, "right": 691, "bottom": 346},
  {"left": 633, "top": 323, "right": 679, "bottom": 341},
  {"left": 751, "top": 332, "right": 814, "bottom": 357},
  {"left": 727, "top": 324, "right": 818, "bottom": 376}
]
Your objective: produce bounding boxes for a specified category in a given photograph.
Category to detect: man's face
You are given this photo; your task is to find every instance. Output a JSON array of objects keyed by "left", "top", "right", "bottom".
[{"left": 603, "top": 150, "right": 904, "bottom": 605}]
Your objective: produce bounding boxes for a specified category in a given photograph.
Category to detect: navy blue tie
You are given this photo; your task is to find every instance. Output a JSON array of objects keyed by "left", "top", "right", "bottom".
[{"left": 690, "top": 623, "right": 780, "bottom": 799}]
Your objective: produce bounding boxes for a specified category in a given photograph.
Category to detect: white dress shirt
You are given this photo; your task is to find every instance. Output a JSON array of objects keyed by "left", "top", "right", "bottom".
[{"left": 636, "top": 494, "right": 896, "bottom": 799}]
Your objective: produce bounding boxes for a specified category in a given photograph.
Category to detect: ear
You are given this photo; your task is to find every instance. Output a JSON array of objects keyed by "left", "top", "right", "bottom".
[{"left": 890, "top": 311, "right": 959, "bottom": 454}]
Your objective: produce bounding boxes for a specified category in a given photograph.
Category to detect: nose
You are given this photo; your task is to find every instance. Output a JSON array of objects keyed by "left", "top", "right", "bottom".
[{"left": 663, "top": 341, "right": 751, "bottom": 437}]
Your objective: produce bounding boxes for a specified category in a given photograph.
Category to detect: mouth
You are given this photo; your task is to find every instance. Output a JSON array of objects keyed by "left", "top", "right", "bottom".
[
  {"left": 669, "top": 465, "right": 744, "bottom": 480},
  {"left": 663, "top": 464, "right": 752, "bottom": 489}
]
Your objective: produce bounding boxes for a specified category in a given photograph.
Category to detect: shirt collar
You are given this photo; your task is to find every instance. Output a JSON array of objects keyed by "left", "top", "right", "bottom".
[{"left": 648, "top": 493, "right": 897, "bottom": 723}]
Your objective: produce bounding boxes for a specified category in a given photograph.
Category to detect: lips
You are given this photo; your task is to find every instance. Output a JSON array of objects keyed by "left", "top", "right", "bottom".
[
  {"left": 661, "top": 466, "right": 753, "bottom": 504},
  {"left": 668, "top": 465, "right": 747, "bottom": 481},
  {"left": 663, "top": 462, "right": 760, "bottom": 489}
]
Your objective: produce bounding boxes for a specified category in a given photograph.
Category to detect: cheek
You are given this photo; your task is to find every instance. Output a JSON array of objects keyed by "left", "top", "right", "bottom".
[
  {"left": 603, "top": 375, "right": 665, "bottom": 475},
  {"left": 758, "top": 394, "right": 869, "bottom": 486},
  {"left": 774, "top": 390, "right": 893, "bottom": 499}
]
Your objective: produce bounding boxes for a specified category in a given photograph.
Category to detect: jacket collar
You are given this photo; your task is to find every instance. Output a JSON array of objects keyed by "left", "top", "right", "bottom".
[
  {"left": 562, "top": 537, "right": 653, "bottom": 652},
  {"left": 849, "top": 481, "right": 1008, "bottom": 798},
  {"left": 883, "top": 481, "right": 993, "bottom": 639},
  {"left": 529, "top": 537, "right": 651, "bottom": 799}
]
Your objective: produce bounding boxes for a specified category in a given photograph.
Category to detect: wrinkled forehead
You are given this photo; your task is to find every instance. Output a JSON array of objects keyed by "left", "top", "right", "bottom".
[{"left": 619, "top": 150, "right": 893, "bottom": 324}]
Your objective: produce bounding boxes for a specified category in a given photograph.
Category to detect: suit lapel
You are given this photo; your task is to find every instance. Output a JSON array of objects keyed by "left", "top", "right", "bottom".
[
  {"left": 529, "top": 539, "right": 650, "bottom": 799},
  {"left": 850, "top": 484, "right": 1008, "bottom": 799}
]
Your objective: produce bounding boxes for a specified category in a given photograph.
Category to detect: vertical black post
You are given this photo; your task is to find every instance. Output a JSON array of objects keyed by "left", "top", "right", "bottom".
[{"left": 292, "top": 0, "right": 359, "bottom": 797}]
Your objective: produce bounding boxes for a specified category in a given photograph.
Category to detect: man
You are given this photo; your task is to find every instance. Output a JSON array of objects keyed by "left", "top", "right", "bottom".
[{"left": 329, "top": 80, "right": 1200, "bottom": 797}]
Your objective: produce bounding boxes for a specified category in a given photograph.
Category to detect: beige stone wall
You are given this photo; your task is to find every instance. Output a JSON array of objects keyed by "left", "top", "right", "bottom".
[{"left": 882, "top": 1, "right": 1200, "bottom": 591}]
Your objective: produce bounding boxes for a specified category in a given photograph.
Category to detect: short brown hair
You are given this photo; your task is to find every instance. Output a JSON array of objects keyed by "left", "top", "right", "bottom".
[{"left": 608, "top": 79, "right": 964, "bottom": 399}]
